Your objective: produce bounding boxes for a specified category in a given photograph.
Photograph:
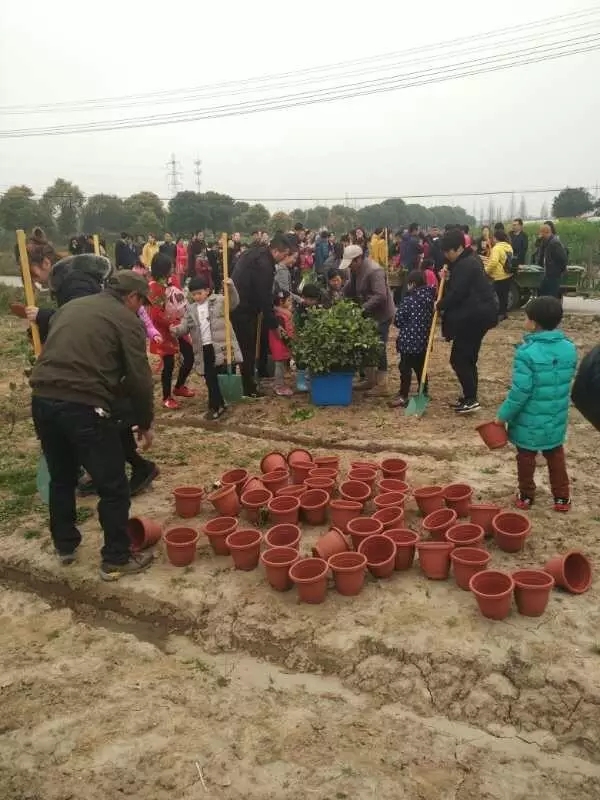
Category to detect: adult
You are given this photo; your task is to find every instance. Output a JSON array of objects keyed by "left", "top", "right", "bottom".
[
  {"left": 341, "top": 244, "right": 395, "bottom": 393},
  {"left": 438, "top": 229, "right": 498, "bottom": 414},
  {"left": 175, "top": 236, "right": 188, "bottom": 278},
  {"left": 426, "top": 227, "right": 445, "bottom": 272},
  {"left": 141, "top": 234, "right": 159, "bottom": 268},
  {"left": 369, "top": 228, "right": 387, "bottom": 267},
  {"left": 30, "top": 271, "right": 155, "bottom": 580},
  {"left": 476, "top": 225, "right": 492, "bottom": 259},
  {"left": 159, "top": 232, "right": 177, "bottom": 265},
  {"left": 537, "top": 223, "right": 567, "bottom": 298},
  {"left": 115, "top": 232, "right": 137, "bottom": 270},
  {"left": 510, "top": 218, "right": 529, "bottom": 268},
  {"left": 250, "top": 230, "right": 262, "bottom": 246},
  {"left": 400, "top": 223, "right": 422, "bottom": 270},
  {"left": 352, "top": 227, "right": 368, "bottom": 254},
  {"left": 462, "top": 225, "right": 472, "bottom": 248},
  {"left": 187, "top": 231, "right": 206, "bottom": 274},
  {"left": 230, "top": 233, "right": 298, "bottom": 397},
  {"left": 484, "top": 229, "right": 513, "bottom": 322},
  {"left": 314, "top": 230, "right": 331, "bottom": 276}
]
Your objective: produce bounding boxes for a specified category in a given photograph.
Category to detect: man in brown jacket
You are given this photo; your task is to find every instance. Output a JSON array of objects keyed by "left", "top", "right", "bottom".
[
  {"left": 30, "top": 271, "right": 155, "bottom": 581},
  {"left": 341, "top": 244, "right": 395, "bottom": 392}
]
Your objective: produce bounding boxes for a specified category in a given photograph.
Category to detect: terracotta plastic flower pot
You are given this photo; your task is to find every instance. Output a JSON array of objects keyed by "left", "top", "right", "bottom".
[
  {"left": 414, "top": 485, "right": 445, "bottom": 516},
  {"left": 476, "top": 420, "right": 508, "bottom": 450},
  {"left": 347, "top": 517, "right": 384, "bottom": 550},
  {"left": 512, "top": 569, "right": 555, "bottom": 616},
  {"left": 243, "top": 476, "right": 264, "bottom": 494},
  {"left": 226, "top": 529, "right": 262, "bottom": 571},
  {"left": 373, "top": 491, "right": 407, "bottom": 511},
  {"left": 304, "top": 476, "right": 335, "bottom": 494},
  {"left": 308, "top": 467, "right": 338, "bottom": 480},
  {"left": 422, "top": 508, "right": 458, "bottom": 541},
  {"left": 492, "top": 512, "right": 531, "bottom": 553},
  {"left": 164, "top": 527, "right": 200, "bottom": 567},
  {"left": 261, "top": 469, "right": 290, "bottom": 494},
  {"left": 339, "top": 480, "right": 370, "bottom": 506},
  {"left": 202, "top": 516, "right": 238, "bottom": 555},
  {"left": 220, "top": 468, "right": 250, "bottom": 496},
  {"left": 470, "top": 570, "right": 514, "bottom": 620},
  {"left": 385, "top": 528, "right": 419, "bottom": 571},
  {"left": 261, "top": 546, "right": 300, "bottom": 591},
  {"left": 312, "top": 527, "right": 350, "bottom": 560},
  {"left": 381, "top": 457, "right": 408, "bottom": 480},
  {"left": 276, "top": 484, "right": 306, "bottom": 499},
  {"left": 241, "top": 488, "right": 273, "bottom": 523},
  {"left": 371, "top": 506, "right": 404, "bottom": 530},
  {"left": 208, "top": 484, "right": 240, "bottom": 517},
  {"left": 264, "top": 523, "right": 301, "bottom": 550},
  {"left": 544, "top": 551, "right": 592, "bottom": 594},
  {"left": 314, "top": 455, "right": 340, "bottom": 469},
  {"left": 445, "top": 523, "right": 485, "bottom": 549},
  {"left": 329, "top": 551, "right": 367, "bottom": 596},
  {"left": 173, "top": 486, "right": 204, "bottom": 518},
  {"left": 468, "top": 503, "right": 501, "bottom": 537},
  {"left": 290, "top": 460, "right": 314, "bottom": 485},
  {"left": 299, "top": 489, "right": 329, "bottom": 525},
  {"left": 443, "top": 483, "right": 473, "bottom": 517},
  {"left": 348, "top": 468, "right": 378, "bottom": 492},
  {"left": 287, "top": 448, "right": 313, "bottom": 466},
  {"left": 416, "top": 541, "right": 454, "bottom": 580},
  {"left": 127, "top": 517, "right": 163, "bottom": 551},
  {"left": 351, "top": 460, "right": 381, "bottom": 472},
  {"left": 377, "top": 478, "right": 410, "bottom": 495},
  {"left": 267, "top": 495, "right": 300, "bottom": 525},
  {"left": 329, "top": 499, "right": 362, "bottom": 533},
  {"left": 289, "top": 557, "right": 329, "bottom": 603},
  {"left": 450, "top": 546, "right": 491, "bottom": 590},
  {"left": 358, "top": 534, "right": 396, "bottom": 579},
  {"left": 260, "top": 451, "right": 287, "bottom": 474}
]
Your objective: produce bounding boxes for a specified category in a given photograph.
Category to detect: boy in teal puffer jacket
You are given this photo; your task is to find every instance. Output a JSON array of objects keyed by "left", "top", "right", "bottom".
[{"left": 495, "top": 296, "right": 577, "bottom": 512}]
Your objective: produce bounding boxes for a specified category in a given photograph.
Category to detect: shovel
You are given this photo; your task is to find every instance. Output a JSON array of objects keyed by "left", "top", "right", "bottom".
[
  {"left": 405, "top": 276, "right": 446, "bottom": 418},
  {"left": 217, "top": 232, "right": 243, "bottom": 404},
  {"left": 16, "top": 229, "right": 49, "bottom": 503}
]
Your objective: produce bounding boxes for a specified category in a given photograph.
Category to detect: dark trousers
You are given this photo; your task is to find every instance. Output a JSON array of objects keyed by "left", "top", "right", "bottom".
[
  {"left": 449, "top": 329, "right": 486, "bottom": 402},
  {"left": 399, "top": 351, "right": 427, "bottom": 397},
  {"left": 516, "top": 445, "right": 569, "bottom": 498},
  {"left": 377, "top": 320, "right": 392, "bottom": 371},
  {"left": 231, "top": 308, "right": 258, "bottom": 396},
  {"left": 495, "top": 279, "right": 510, "bottom": 317},
  {"left": 161, "top": 337, "right": 194, "bottom": 400},
  {"left": 32, "top": 397, "right": 131, "bottom": 564},
  {"left": 203, "top": 344, "right": 225, "bottom": 411},
  {"left": 539, "top": 273, "right": 562, "bottom": 299}
]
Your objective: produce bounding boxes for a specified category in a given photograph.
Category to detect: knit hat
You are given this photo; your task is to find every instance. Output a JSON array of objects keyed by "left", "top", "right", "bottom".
[{"left": 188, "top": 277, "right": 210, "bottom": 292}]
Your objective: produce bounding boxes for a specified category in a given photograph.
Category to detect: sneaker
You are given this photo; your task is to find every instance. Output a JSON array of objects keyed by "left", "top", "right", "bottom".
[
  {"left": 129, "top": 461, "right": 160, "bottom": 497},
  {"left": 448, "top": 397, "right": 465, "bottom": 410},
  {"left": 388, "top": 394, "right": 408, "bottom": 409},
  {"left": 515, "top": 493, "right": 534, "bottom": 510},
  {"left": 173, "top": 386, "right": 195, "bottom": 398},
  {"left": 243, "top": 390, "right": 266, "bottom": 400},
  {"left": 56, "top": 550, "right": 77, "bottom": 566},
  {"left": 99, "top": 551, "right": 154, "bottom": 582},
  {"left": 455, "top": 400, "right": 481, "bottom": 415},
  {"left": 275, "top": 386, "right": 294, "bottom": 397},
  {"left": 204, "top": 406, "right": 228, "bottom": 421},
  {"left": 554, "top": 497, "right": 572, "bottom": 513},
  {"left": 163, "top": 397, "right": 180, "bottom": 410}
]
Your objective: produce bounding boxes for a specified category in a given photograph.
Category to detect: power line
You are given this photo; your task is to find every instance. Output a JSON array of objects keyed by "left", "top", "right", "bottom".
[
  {"left": 1, "top": 28, "right": 599, "bottom": 138},
  {"left": 2, "top": 6, "right": 598, "bottom": 115}
]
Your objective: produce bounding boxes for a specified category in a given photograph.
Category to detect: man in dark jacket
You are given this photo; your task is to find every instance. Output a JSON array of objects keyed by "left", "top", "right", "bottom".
[
  {"left": 115, "top": 233, "right": 137, "bottom": 270},
  {"left": 29, "top": 271, "right": 155, "bottom": 581},
  {"left": 537, "top": 223, "right": 567, "bottom": 298},
  {"left": 400, "top": 223, "right": 423, "bottom": 270},
  {"left": 438, "top": 229, "right": 498, "bottom": 414},
  {"left": 314, "top": 230, "right": 331, "bottom": 277},
  {"left": 159, "top": 232, "right": 177, "bottom": 265},
  {"left": 510, "top": 218, "right": 529, "bottom": 268},
  {"left": 230, "top": 233, "right": 297, "bottom": 396},
  {"left": 187, "top": 231, "right": 206, "bottom": 274}
]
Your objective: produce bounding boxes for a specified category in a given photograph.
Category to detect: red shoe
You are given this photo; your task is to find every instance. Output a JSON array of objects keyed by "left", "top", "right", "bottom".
[
  {"left": 554, "top": 497, "right": 572, "bottom": 513},
  {"left": 515, "top": 493, "right": 533, "bottom": 510},
  {"left": 173, "top": 386, "right": 195, "bottom": 398},
  {"left": 163, "top": 397, "right": 180, "bottom": 410}
]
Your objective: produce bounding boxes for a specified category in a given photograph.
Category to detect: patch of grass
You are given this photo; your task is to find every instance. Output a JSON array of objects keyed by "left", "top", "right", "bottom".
[
  {"left": 46, "top": 630, "right": 61, "bottom": 641},
  {"left": 215, "top": 674, "right": 230, "bottom": 687},
  {"left": 480, "top": 467, "right": 498, "bottom": 475},
  {"left": 0, "top": 465, "right": 37, "bottom": 496},
  {"left": 290, "top": 408, "right": 314, "bottom": 422},
  {"left": 76, "top": 507, "right": 94, "bottom": 524},
  {"left": 445, "top": 616, "right": 459, "bottom": 628},
  {"left": 23, "top": 528, "right": 42, "bottom": 540},
  {"left": 0, "top": 496, "right": 45, "bottom": 527},
  {"left": 183, "top": 658, "right": 210, "bottom": 672}
]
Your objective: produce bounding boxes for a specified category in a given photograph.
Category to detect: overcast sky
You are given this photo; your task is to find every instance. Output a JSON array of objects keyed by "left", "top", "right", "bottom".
[{"left": 1, "top": 0, "right": 600, "bottom": 216}]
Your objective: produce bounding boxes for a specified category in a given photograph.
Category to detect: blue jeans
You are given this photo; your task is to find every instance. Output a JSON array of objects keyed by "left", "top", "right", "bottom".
[{"left": 377, "top": 320, "right": 392, "bottom": 371}]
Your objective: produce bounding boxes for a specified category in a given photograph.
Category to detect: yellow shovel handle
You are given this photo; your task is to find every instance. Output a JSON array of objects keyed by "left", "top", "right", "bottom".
[
  {"left": 16, "top": 229, "right": 42, "bottom": 357},
  {"left": 419, "top": 275, "right": 446, "bottom": 392},
  {"left": 221, "top": 233, "right": 233, "bottom": 366}
]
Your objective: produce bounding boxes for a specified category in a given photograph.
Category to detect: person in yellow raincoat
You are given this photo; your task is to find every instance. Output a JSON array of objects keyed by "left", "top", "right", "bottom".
[
  {"left": 369, "top": 228, "right": 387, "bottom": 267},
  {"left": 484, "top": 229, "right": 513, "bottom": 322}
]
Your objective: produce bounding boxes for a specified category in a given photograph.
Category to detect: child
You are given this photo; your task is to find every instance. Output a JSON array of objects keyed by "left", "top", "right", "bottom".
[
  {"left": 495, "top": 296, "right": 577, "bottom": 512},
  {"left": 326, "top": 268, "right": 344, "bottom": 305},
  {"left": 269, "top": 291, "right": 295, "bottom": 397},
  {"left": 171, "top": 277, "right": 242, "bottom": 420},
  {"left": 420, "top": 258, "right": 439, "bottom": 289},
  {"left": 389, "top": 270, "right": 436, "bottom": 409}
]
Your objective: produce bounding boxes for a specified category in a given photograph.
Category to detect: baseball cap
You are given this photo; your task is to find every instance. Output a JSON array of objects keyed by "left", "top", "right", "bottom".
[
  {"left": 339, "top": 244, "right": 363, "bottom": 271},
  {"left": 107, "top": 270, "right": 149, "bottom": 298}
]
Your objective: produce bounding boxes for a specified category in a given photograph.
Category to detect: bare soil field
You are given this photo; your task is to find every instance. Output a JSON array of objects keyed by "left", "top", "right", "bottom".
[{"left": 1, "top": 311, "right": 600, "bottom": 799}]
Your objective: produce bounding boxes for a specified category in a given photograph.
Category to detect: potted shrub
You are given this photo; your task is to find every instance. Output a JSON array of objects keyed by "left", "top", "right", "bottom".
[{"left": 292, "top": 301, "right": 382, "bottom": 407}]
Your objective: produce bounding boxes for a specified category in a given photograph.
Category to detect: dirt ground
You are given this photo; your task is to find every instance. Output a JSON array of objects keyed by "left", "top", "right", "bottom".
[{"left": 1, "top": 310, "right": 600, "bottom": 799}]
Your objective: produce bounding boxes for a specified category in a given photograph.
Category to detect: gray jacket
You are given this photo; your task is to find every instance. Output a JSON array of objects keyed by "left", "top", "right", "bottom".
[
  {"left": 172, "top": 285, "right": 243, "bottom": 375},
  {"left": 273, "top": 265, "right": 292, "bottom": 294},
  {"left": 343, "top": 257, "right": 395, "bottom": 323}
]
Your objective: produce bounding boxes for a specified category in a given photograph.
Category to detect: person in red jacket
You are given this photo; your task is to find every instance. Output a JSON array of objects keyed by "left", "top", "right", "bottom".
[
  {"left": 269, "top": 290, "right": 295, "bottom": 397},
  {"left": 148, "top": 253, "right": 195, "bottom": 409}
]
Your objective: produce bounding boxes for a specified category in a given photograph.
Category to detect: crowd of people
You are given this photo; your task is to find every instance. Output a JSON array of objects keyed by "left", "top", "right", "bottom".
[{"left": 14, "top": 214, "right": 583, "bottom": 579}]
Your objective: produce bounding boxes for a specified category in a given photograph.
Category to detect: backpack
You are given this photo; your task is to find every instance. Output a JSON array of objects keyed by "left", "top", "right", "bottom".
[
  {"left": 571, "top": 345, "right": 600, "bottom": 431},
  {"left": 164, "top": 284, "right": 188, "bottom": 322}
]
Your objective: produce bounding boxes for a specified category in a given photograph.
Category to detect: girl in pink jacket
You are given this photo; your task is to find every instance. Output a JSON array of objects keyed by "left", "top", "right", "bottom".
[{"left": 269, "top": 291, "right": 295, "bottom": 397}]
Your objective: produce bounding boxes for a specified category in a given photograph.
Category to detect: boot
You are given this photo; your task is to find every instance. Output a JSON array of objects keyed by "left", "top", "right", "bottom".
[
  {"left": 366, "top": 370, "right": 389, "bottom": 397},
  {"left": 354, "top": 367, "right": 377, "bottom": 391},
  {"left": 296, "top": 369, "right": 308, "bottom": 392}
]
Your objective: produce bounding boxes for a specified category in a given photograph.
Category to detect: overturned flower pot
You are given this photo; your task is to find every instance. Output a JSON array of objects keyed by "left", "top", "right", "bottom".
[
  {"left": 220, "top": 468, "right": 250, "bottom": 497},
  {"left": 127, "top": 517, "right": 163, "bottom": 552},
  {"left": 544, "top": 551, "right": 592, "bottom": 594},
  {"left": 312, "top": 527, "right": 349, "bottom": 561},
  {"left": 260, "top": 451, "right": 287, "bottom": 474}
]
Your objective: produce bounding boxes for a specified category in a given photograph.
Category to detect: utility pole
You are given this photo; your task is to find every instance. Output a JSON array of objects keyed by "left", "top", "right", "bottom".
[
  {"left": 166, "top": 153, "right": 182, "bottom": 196},
  {"left": 193, "top": 158, "right": 202, "bottom": 192}
]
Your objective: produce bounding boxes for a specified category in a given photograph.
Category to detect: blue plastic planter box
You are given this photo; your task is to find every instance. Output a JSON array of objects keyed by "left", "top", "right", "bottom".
[{"left": 310, "top": 372, "right": 353, "bottom": 406}]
